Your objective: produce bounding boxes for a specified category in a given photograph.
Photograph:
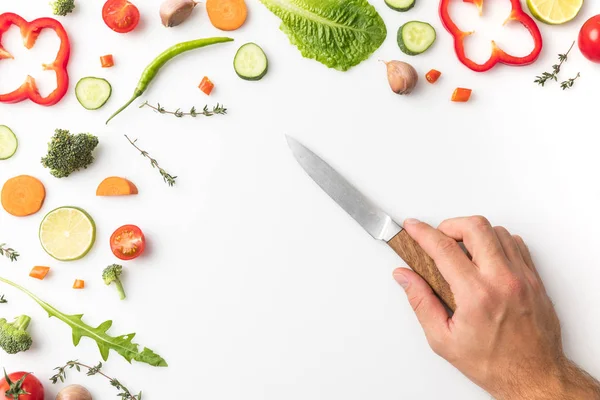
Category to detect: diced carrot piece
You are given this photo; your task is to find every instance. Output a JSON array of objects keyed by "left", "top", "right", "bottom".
[
  {"left": 96, "top": 177, "right": 138, "bottom": 196},
  {"left": 426, "top": 69, "right": 442, "bottom": 84},
  {"left": 29, "top": 266, "right": 50, "bottom": 280},
  {"left": 451, "top": 88, "right": 472, "bottom": 102},
  {"left": 100, "top": 54, "right": 114, "bottom": 68},
  {"left": 73, "top": 279, "right": 85, "bottom": 289},
  {"left": 199, "top": 76, "right": 215, "bottom": 95}
]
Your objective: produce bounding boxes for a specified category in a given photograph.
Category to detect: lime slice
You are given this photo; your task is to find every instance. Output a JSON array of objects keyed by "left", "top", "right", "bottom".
[
  {"left": 527, "top": 0, "right": 583, "bottom": 25},
  {"left": 39, "top": 207, "right": 96, "bottom": 261}
]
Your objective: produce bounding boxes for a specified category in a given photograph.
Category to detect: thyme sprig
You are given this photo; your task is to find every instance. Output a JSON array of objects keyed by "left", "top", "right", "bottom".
[
  {"left": 0, "top": 243, "right": 19, "bottom": 262},
  {"left": 561, "top": 72, "right": 581, "bottom": 90},
  {"left": 51, "top": 361, "right": 142, "bottom": 400},
  {"left": 0, "top": 295, "right": 7, "bottom": 304},
  {"left": 535, "top": 41, "right": 578, "bottom": 87},
  {"left": 140, "top": 101, "right": 227, "bottom": 118},
  {"left": 124, "top": 135, "right": 177, "bottom": 187}
]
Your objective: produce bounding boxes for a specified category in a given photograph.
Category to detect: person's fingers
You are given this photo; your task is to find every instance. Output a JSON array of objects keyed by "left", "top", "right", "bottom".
[
  {"left": 393, "top": 268, "right": 450, "bottom": 350},
  {"left": 493, "top": 226, "right": 524, "bottom": 267},
  {"left": 403, "top": 219, "right": 476, "bottom": 288},
  {"left": 437, "top": 216, "right": 508, "bottom": 271},
  {"left": 513, "top": 235, "right": 543, "bottom": 281}
]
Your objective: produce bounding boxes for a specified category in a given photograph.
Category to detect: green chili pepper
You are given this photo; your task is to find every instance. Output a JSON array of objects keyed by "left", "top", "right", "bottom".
[{"left": 106, "top": 37, "right": 234, "bottom": 124}]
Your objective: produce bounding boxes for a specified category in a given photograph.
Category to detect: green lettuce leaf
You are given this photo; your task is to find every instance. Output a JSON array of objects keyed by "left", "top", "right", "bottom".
[
  {"left": 0, "top": 276, "right": 167, "bottom": 367},
  {"left": 260, "top": 0, "right": 387, "bottom": 71}
]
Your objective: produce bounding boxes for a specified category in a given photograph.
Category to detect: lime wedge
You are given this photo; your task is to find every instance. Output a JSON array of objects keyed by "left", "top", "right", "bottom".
[
  {"left": 527, "top": 0, "right": 583, "bottom": 25},
  {"left": 39, "top": 207, "right": 96, "bottom": 261}
]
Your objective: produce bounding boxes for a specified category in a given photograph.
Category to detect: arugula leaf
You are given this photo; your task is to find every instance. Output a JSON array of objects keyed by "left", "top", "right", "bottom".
[
  {"left": 260, "top": 0, "right": 387, "bottom": 71},
  {"left": 0, "top": 276, "right": 167, "bottom": 367}
]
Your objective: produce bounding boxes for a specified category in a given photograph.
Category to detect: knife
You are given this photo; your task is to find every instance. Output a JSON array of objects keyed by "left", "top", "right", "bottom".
[{"left": 286, "top": 136, "right": 455, "bottom": 311}]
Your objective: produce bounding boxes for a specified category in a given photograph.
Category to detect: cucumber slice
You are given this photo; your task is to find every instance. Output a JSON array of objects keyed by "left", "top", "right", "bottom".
[
  {"left": 397, "top": 21, "right": 436, "bottom": 56},
  {"left": 385, "top": 0, "right": 416, "bottom": 11},
  {"left": 234, "top": 43, "right": 268, "bottom": 81},
  {"left": 0, "top": 125, "right": 18, "bottom": 160},
  {"left": 75, "top": 77, "right": 112, "bottom": 110}
]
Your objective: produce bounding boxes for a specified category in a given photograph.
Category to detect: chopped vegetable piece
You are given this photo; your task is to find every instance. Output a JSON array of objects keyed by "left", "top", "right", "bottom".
[
  {"left": 102, "top": 0, "right": 140, "bottom": 33},
  {"left": 39, "top": 207, "right": 96, "bottom": 261},
  {"left": 234, "top": 43, "right": 268, "bottom": 81},
  {"left": 41, "top": 129, "right": 99, "bottom": 178},
  {"left": 385, "top": 0, "right": 415, "bottom": 11},
  {"left": 527, "top": 0, "right": 582, "bottom": 25},
  {"left": 0, "top": 13, "right": 70, "bottom": 106},
  {"left": 199, "top": 76, "right": 215, "bottom": 95},
  {"left": 0, "top": 316, "right": 33, "bottom": 354},
  {"left": 425, "top": 69, "right": 441, "bottom": 84},
  {"left": 100, "top": 54, "right": 114, "bottom": 68},
  {"left": 51, "top": 0, "right": 76, "bottom": 16},
  {"left": 451, "top": 88, "right": 472, "bottom": 102},
  {"left": 75, "top": 77, "right": 112, "bottom": 110},
  {"left": 96, "top": 177, "right": 138, "bottom": 196},
  {"left": 1, "top": 175, "right": 46, "bottom": 217},
  {"left": 73, "top": 280, "right": 85, "bottom": 289},
  {"left": 29, "top": 266, "right": 50, "bottom": 280},
  {"left": 206, "top": 0, "right": 247, "bottom": 31},
  {"left": 103, "top": 264, "right": 126, "bottom": 300},
  {"left": 0, "top": 125, "right": 18, "bottom": 160},
  {"left": 397, "top": 21, "right": 436, "bottom": 56},
  {"left": 106, "top": 37, "right": 234, "bottom": 124},
  {"left": 110, "top": 225, "right": 145, "bottom": 260}
]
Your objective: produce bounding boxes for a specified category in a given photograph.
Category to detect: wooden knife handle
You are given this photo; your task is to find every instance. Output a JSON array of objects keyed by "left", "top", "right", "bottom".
[{"left": 388, "top": 230, "right": 456, "bottom": 311}]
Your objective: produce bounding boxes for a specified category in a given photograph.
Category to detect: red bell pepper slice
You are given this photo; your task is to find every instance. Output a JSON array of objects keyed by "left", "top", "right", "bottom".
[
  {"left": 0, "top": 13, "right": 70, "bottom": 106},
  {"left": 439, "top": 0, "right": 543, "bottom": 72}
]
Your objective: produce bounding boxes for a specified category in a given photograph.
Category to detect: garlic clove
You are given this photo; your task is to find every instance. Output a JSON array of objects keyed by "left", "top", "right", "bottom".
[
  {"left": 160, "top": 0, "right": 198, "bottom": 27},
  {"left": 56, "top": 384, "right": 92, "bottom": 400},
  {"left": 383, "top": 60, "right": 419, "bottom": 95}
]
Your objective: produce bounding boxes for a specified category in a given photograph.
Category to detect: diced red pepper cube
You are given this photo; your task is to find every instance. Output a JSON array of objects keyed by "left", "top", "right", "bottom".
[
  {"left": 199, "top": 76, "right": 214, "bottom": 95},
  {"left": 451, "top": 88, "right": 472, "bottom": 102},
  {"left": 100, "top": 54, "right": 115, "bottom": 68}
]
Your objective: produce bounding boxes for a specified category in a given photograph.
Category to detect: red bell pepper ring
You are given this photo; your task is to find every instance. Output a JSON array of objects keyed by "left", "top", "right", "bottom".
[
  {"left": 439, "top": 0, "right": 543, "bottom": 72},
  {"left": 0, "top": 13, "right": 70, "bottom": 106}
]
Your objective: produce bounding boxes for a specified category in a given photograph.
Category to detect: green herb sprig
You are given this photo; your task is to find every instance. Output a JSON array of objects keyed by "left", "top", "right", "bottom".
[
  {"left": 535, "top": 42, "right": 580, "bottom": 90},
  {"left": 140, "top": 101, "right": 227, "bottom": 118},
  {"left": 51, "top": 361, "right": 142, "bottom": 400},
  {"left": 0, "top": 243, "right": 19, "bottom": 262},
  {"left": 561, "top": 72, "right": 581, "bottom": 90},
  {"left": 124, "top": 135, "right": 177, "bottom": 187},
  {"left": 0, "top": 295, "right": 7, "bottom": 304}
]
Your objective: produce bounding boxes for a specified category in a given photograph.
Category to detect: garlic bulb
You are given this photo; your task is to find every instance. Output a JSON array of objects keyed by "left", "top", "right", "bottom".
[
  {"left": 383, "top": 60, "right": 418, "bottom": 95},
  {"left": 160, "top": 0, "right": 198, "bottom": 27},
  {"left": 56, "top": 384, "right": 92, "bottom": 400}
]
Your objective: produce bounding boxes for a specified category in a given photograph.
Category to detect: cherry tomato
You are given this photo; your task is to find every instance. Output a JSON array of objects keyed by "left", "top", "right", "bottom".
[
  {"left": 0, "top": 372, "right": 44, "bottom": 400},
  {"left": 110, "top": 224, "right": 145, "bottom": 260},
  {"left": 102, "top": 0, "right": 140, "bottom": 34},
  {"left": 578, "top": 15, "right": 600, "bottom": 63}
]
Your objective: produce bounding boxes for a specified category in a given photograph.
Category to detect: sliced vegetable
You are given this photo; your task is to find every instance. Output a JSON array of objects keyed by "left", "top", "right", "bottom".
[
  {"left": 579, "top": 15, "right": 600, "bottom": 63},
  {"left": 96, "top": 177, "right": 138, "bottom": 196},
  {"left": 259, "top": 0, "right": 386, "bottom": 71},
  {"left": 0, "top": 125, "right": 18, "bottom": 160},
  {"left": 527, "top": 0, "right": 582, "bottom": 25},
  {"left": 102, "top": 0, "right": 140, "bottom": 33},
  {"left": 440, "top": 0, "right": 542, "bottom": 72},
  {"left": 385, "top": 0, "right": 415, "bottom": 12},
  {"left": 0, "top": 13, "right": 70, "bottom": 106},
  {"left": 397, "top": 21, "right": 436, "bottom": 56},
  {"left": 0, "top": 371, "right": 43, "bottom": 400},
  {"left": 452, "top": 88, "right": 472, "bottom": 102},
  {"left": 383, "top": 60, "right": 418, "bottom": 95},
  {"left": 199, "top": 76, "right": 215, "bottom": 95},
  {"left": 160, "top": 0, "right": 198, "bottom": 27},
  {"left": 425, "top": 69, "right": 441, "bottom": 84},
  {"left": 39, "top": 207, "right": 96, "bottom": 261},
  {"left": 0, "top": 276, "right": 168, "bottom": 366},
  {"left": 206, "top": 0, "right": 247, "bottom": 31},
  {"left": 110, "top": 225, "right": 145, "bottom": 260},
  {"left": 100, "top": 54, "right": 114, "bottom": 68},
  {"left": 75, "top": 77, "right": 112, "bottom": 110},
  {"left": 1, "top": 175, "right": 46, "bottom": 217},
  {"left": 234, "top": 43, "right": 268, "bottom": 81},
  {"left": 73, "top": 280, "right": 85, "bottom": 289},
  {"left": 106, "top": 37, "right": 234, "bottom": 124},
  {"left": 29, "top": 266, "right": 50, "bottom": 280}
]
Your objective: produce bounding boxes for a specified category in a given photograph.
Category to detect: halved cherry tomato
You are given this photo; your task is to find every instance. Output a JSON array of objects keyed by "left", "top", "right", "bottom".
[
  {"left": 110, "top": 224, "right": 145, "bottom": 260},
  {"left": 102, "top": 0, "right": 140, "bottom": 34},
  {"left": 0, "top": 371, "right": 44, "bottom": 400}
]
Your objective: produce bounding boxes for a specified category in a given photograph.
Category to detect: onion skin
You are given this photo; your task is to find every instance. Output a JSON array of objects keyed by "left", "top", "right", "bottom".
[
  {"left": 56, "top": 384, "right": 92, "bottom": 400},
  {"left": 383, "top": 60, "right": 418, "bottom": 95},
  {"left": 160, "top": 0, "right": 198, "bottom": 27}
]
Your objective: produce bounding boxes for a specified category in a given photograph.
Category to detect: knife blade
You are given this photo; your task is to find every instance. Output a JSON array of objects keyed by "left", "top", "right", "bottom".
[{"left": 286, "top": 136, "right": 455, "bottom": 310}]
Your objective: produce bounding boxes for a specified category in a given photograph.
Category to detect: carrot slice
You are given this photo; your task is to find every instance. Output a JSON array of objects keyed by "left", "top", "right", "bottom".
[
  {"left": 206, "top": 0, "right": 247, "bottom": 31},
  {"left": 73, "top": 279, "right": 85, "bottom": 289},
  {"left": 1, "top": 175, "right": 46, "bottom": 217},
  {"left": 96, "top": 177, "right": 138, "bottom": 196},
  {"left": 29, "top": 266, "right": 50, "bottom": 280}
]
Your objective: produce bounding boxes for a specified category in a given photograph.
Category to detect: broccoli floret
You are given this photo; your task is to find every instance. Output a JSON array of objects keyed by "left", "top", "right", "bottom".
[
  {"left": 0, "top": 315, "right": 33, "bottom": 355},
  {"left": 51, "top": 0, "right": 75, "bottom": 16},
  {"left": 103, "top": 264, "right": 126, "bottom": 300},
  {"left": 41, "top": 129, "right": 99, "bottom": 178}
]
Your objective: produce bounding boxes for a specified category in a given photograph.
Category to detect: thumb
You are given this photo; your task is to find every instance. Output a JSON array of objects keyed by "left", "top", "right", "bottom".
[{"left": 393, "top": 268, "right": 450, "bottom": 346}]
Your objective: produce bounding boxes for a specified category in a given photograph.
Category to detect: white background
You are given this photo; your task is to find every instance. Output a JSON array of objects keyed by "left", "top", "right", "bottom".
[{"left": 1, "top": 0, "right": 599, "bottom": 398}]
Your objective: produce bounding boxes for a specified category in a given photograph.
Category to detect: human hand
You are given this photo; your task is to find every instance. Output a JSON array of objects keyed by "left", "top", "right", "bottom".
[{"left": 393, "top": 217, "right": 600, "bottom": 400}]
